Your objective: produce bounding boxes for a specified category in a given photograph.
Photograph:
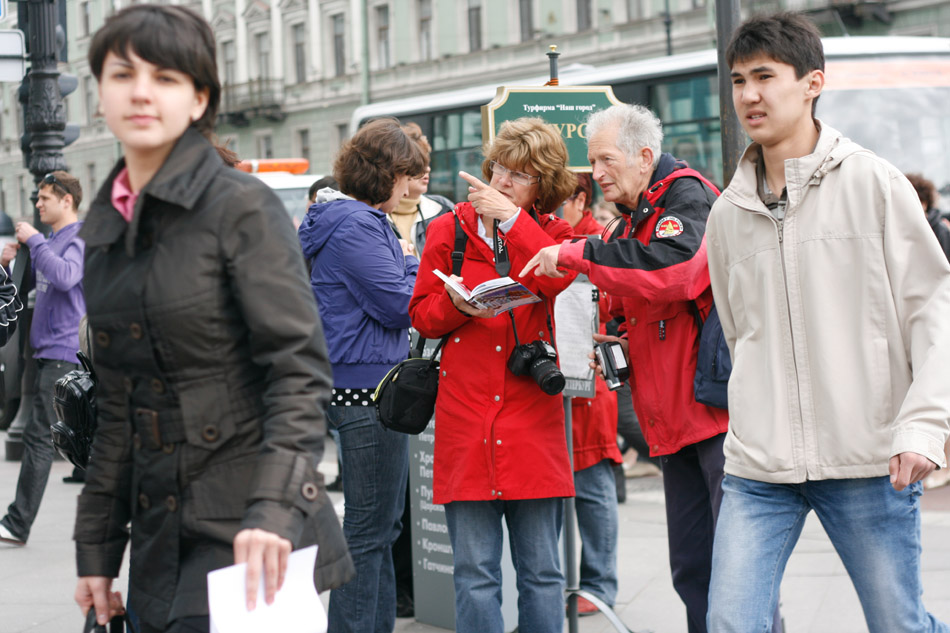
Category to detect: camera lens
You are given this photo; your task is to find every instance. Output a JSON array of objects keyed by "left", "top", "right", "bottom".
[{"left": 530, "top": 357, "right": 565, "bottom": 395}]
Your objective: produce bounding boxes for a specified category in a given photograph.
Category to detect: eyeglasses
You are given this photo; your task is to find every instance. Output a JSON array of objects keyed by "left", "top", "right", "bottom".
[{"left": 490, "top": 161, "right": 541, "bottom": 187}]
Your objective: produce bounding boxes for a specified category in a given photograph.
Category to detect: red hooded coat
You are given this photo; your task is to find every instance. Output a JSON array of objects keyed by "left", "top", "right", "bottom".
[{"left": 410, "top": 203, "right": 576, "bottom": 504}]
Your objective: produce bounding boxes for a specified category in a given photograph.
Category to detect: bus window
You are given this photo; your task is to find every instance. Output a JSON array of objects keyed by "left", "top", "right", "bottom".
[
  {"left": 665, "top": 120, "right": 724, "bottom": 189},
  {"left": 651, "top": 75, "right": 722, "bottom": 185}
]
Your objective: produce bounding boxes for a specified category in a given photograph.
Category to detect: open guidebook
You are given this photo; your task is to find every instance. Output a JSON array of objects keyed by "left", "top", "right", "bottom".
[{"left": 434, "top": 269, "right": 541, "bottom": 315}]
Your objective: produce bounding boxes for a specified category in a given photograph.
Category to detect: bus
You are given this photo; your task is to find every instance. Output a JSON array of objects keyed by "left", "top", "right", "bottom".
[{"left": 351, "top": 37, "right": 950, "bottom": 204}]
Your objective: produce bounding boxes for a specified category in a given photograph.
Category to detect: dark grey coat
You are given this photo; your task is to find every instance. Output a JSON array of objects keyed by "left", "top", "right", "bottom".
[{"left": 74, "top": 129, "right": 353, "bottom": 630}]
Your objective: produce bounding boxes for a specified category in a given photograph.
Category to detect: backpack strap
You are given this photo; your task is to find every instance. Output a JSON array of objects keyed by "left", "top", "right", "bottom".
[{"left": 412, "top": 212, "right": 469, "bottom": 359}]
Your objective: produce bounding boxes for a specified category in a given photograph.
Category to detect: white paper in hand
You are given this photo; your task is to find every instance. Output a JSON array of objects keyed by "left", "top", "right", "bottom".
[{"left": 208, "top": 545, "right": 326, "bottom": 633}]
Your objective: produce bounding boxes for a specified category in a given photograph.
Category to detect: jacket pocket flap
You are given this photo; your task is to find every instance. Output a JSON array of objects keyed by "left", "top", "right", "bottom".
[{"left": 179, "top": 379, "right": 236, "bottom": 450}]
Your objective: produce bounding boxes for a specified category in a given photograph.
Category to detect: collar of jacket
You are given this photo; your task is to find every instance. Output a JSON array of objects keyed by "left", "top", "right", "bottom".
[
  {"left": 615, "top": 152, "right": 684, "bottom": 227},
  {"left": 81, "top": 128, "right": 223, "bottom": 257},
  {"left": 722, "top": 119, "right": 866, "bottom": 213}
]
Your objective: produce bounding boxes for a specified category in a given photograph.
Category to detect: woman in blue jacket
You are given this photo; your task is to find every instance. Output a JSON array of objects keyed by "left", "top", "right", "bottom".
[{"left": 298, "top": 118, "right": 425, "bottom": 633}]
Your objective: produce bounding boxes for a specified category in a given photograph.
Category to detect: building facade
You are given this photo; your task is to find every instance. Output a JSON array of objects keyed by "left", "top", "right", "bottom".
[{"left": 1, "top": 0, "right": 949, "bottom": 219}]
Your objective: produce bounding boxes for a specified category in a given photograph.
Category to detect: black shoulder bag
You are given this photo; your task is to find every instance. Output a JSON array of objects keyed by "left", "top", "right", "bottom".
[
  {"left": 373, "top": 214, "right": 468, "bottom": 434},
  {"left": 50, "top": 350, "right": 98, "bottom": 469}
]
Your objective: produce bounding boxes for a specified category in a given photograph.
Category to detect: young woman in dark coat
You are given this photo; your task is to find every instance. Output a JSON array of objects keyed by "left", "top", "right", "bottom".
[{"left": 73, "top": 6, "right": 352, "bottom": 632}]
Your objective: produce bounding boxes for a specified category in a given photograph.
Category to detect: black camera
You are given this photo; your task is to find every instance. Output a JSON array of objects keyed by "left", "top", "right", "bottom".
[
  {"left": 594, "top": 341, "right": 631, "bottom": 391},
  {"left": 507, "top": 340, "right": 565, "bottom": 395}
]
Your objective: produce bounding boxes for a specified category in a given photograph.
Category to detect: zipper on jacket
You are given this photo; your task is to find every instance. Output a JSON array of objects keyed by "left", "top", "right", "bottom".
[
  {"left": 658, "top": 320, "right": 666, "bottom": 340},
  {"left": 775, "top": 211, "right": 809, "bottom": 478}
]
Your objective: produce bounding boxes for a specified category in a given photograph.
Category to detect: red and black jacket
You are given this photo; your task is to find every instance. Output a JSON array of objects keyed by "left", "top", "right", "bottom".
[{"left": 559, "top": 154, "right": 728, "bottom": 455}]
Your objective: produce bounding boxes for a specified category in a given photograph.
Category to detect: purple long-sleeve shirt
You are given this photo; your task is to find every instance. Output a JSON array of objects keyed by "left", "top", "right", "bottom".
[{"left": 27, "top": 221, "right": 85, "bottom": 362}]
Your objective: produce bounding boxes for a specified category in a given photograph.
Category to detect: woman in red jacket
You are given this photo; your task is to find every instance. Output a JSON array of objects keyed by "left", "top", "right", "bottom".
[{"left": 409, "top": 118, "right": 576, "bottom": 633}]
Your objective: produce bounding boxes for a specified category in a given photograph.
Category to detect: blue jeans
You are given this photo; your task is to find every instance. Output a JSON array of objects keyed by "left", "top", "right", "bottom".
[
  {"left": 445, "top": 498, "right": 565, "bottom": 633},
  {"left": 326, "top": 405, "right": 409, "bottom": 633},
  {"left": 573, "top": 459, "right": 619, "bottom": 606},
  {"left": 708, "top": 475, "right": 949, "bottom": 633},
  {"left": 1, "top": 359, "right": 78, "bottom": 542}
]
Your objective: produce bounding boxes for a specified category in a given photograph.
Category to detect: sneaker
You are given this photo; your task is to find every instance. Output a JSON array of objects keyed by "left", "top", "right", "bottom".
[{"left": 0, "top": 523, "right": 25, "bottom": 546}]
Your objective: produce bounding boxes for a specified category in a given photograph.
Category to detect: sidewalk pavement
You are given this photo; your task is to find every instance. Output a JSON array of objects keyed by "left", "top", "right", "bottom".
[{"left": 1, "top": 431, "right": 948, "bottom": 633}]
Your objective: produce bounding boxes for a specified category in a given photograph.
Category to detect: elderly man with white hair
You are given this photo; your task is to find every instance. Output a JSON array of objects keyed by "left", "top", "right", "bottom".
[{"left": 523, "top": 103, "right": 740, "bottom": 633}]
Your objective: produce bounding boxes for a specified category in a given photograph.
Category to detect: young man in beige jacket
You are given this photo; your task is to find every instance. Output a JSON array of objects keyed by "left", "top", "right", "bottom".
[{"left": 705, "top": 12, "right": 950, "bottom": 633}]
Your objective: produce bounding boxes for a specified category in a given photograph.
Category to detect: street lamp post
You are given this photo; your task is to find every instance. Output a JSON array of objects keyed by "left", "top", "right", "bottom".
[
  {"left": 5, "top": 0, "right": 68, "bottom": 461},
  {"left": 24, "top": 0, "right": 68, "bottom": 180},
  {"left": 716, "top": 0, "right": 744, "bottom": 186}
]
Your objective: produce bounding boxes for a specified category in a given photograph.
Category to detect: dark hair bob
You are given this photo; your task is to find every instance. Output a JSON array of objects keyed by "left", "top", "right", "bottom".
[
  {"left": 88, "top": 4, "right": 220, "bottom": 140},
  {"left": 333, "top": 118, "right": 427, "bottom": 206}
]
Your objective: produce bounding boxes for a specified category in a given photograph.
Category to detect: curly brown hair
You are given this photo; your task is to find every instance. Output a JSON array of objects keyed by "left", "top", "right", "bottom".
[
  {"left": 481, "top": 118, "right": 576, "bottom": 214},
  {"left": 905, "top": 173, "right": 936, "bottom": 211},
  {"left": 334, "top": 118, "right": 427, "bottom": 205}
]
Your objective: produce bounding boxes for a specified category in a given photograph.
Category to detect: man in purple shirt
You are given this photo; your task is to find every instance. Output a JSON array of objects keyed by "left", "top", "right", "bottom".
[{"left": 0, "top": 170, "right": 85, "bottom": 546}]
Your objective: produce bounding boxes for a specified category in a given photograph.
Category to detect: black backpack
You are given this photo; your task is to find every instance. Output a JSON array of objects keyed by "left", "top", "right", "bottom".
[
  {"left": 50, "top": 351, "right": 98, "bottom": 469},
  {"left": 692, "top": 303, "right": 731, "bottom": 410}
]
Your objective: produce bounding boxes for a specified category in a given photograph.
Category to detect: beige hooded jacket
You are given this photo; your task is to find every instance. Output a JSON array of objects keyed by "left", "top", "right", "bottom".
[{"left": 707, "top": 121, "right": 950, "bottom": 484}]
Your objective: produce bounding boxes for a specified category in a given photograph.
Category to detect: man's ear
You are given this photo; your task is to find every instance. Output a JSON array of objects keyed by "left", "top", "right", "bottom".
[
  {"left": 639, "top": 147, "right": 654, "bottom": 174},
  {"left": 62, "top": 193, "right": 74, "bottom": 209},
  {"left": 805, "top": 69, "right": 824, "bottom": 101}
]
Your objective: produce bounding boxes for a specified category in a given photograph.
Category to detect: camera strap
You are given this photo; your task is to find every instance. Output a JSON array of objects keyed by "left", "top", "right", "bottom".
[{"left": 492, "top": 219, "right": 511, "bottom": 277}]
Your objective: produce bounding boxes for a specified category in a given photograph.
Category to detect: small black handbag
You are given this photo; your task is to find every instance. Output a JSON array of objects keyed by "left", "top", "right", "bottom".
[
  {"left": 50, "top": 351, "right": 98, "bottom": 470},
  {"left": 373, "top": 336, "right": 445, "bottom": 435},
  {"left": 372, "top": 211, "right": 467, "bottom": 434}
]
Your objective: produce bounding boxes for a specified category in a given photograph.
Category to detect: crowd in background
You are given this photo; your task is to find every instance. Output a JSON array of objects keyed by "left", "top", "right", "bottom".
[{"left": 0, "top": 5, "right": 948, "bottom": 633}]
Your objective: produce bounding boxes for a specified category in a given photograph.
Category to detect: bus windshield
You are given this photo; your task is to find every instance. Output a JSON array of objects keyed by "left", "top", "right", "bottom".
[{"left": 819, "top": 56, "right": 950, "bottom": 196}]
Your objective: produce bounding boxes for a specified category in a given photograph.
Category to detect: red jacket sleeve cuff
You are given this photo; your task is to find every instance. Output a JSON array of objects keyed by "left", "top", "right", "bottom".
[{"left": 559, "top": 239, "right": 589, "bottom": 274}]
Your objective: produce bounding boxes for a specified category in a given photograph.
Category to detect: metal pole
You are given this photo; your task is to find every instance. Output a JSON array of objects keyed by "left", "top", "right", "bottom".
[
  {"left": 663, "top": 0, "right": 673, "bottom": 56},
  {"left": 360, "top": 0, "right": 370, "bottom": 105},
  {"left": 563, "top": 395, "right": 579, "bottom": 632},
  {"left": 715, "top": 0, "right": 744, "bottom": 186},
  {"left": 546, "top": 45, "right": 560, "bottom": 86},
  {"left": 25, "top": 0, "right": 68, "bottom": 182}
]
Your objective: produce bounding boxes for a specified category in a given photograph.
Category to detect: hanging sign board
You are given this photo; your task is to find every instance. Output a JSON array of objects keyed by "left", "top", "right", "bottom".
[
  {"left": 554, "top": 274, "right": 597, "bottom": 398},
  {"left": 0, "top": 29, "right": 25, "bottom": 82},
  {"left": 481, "top": 85, "right": 623, "bottom": 172}
]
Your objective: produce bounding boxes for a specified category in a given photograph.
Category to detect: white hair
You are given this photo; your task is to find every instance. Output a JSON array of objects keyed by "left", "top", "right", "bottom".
[{"left": 586, "top": 104, "right": 663, "bottom": 168}]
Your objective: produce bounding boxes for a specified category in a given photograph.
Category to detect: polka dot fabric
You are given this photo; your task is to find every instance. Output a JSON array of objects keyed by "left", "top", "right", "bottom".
[{"left": 332, "top": 388, "right": 373, "bottom": 407}]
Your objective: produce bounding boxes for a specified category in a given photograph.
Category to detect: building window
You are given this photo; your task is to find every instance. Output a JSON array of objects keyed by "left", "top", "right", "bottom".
[
  {"left": 0, "top": 179, "right": 6, "bottom": 215},
  {"left": 332, "top": 14, "right": 346, "bottom": 77},
  {"left": 83, "top": 75, "right": 96, "bottom": 124},
  {"left": 519, "top": 0, "right": 534, "bottom": 42},
  {"left": 468, "top": 0, "right": 482, "bottom": 52},
  {"left": 297, "top": 128, "right": 311, "bottom": 165},
  {"left": 222, "top": 40, "right": 236, "bottom": 86},
  {"left": 627, "top": 0, "right": 642, "bottom": 20},
  {"left": 255, "top": 32, "right": 271, "bottom": 81},
  {"left": 419, "top": 0, "right": 432, "bottom": 61},
  {"left": 79, "top": 2, "right": 91, "bottom": 37},
  {"left": 376, "top": 5, "right": 391, "bottom": 69},
  {"left": 257, "top": 134, "right": 273, "bottom": 159},
  {"left": 86, "top": 163, "right": 97, "bottom": 199},
  {"left": 336, "top": 123, "right": 348, "bottom": 149},
  {"left": 292, "top": 24, "right": 307, "bottom": 84},
  {"left": 577, "top": 0, "right": 592, "bottom": 31}
]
